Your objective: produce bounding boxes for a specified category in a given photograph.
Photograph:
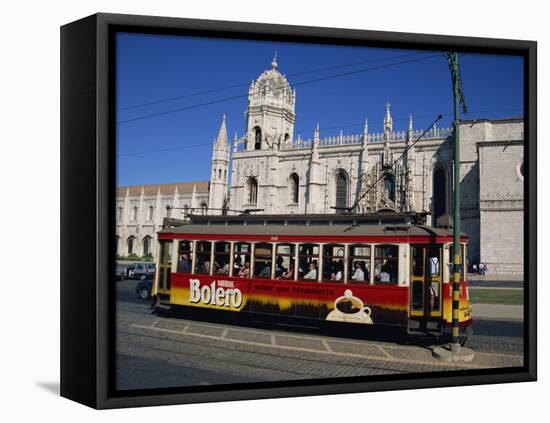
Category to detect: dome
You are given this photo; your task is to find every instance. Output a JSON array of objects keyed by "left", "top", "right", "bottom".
[{"left": 249, "top": 56, "right": 294, "bottom": 103}]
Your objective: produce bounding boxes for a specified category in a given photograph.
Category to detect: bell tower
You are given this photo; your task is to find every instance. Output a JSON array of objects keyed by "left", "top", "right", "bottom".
[
  {"left": 208, "top": 114, "right": 230, "bottom": 214},
  {"left": 245, "top": 54, "right": 296, "bottom": 150}
]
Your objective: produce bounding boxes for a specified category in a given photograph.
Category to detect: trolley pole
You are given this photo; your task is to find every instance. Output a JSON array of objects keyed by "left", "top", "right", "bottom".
[
  {"left": 449, "top": 52, "right": 461, "bottom": 352},
  {"left": 433, "top": 53, "right": 474, "bottom": 362}
]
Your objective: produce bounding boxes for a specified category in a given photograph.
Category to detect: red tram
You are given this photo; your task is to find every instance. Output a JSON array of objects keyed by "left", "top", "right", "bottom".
[{"left": 152, "top": 213, "right": 472, "bottom": 339}]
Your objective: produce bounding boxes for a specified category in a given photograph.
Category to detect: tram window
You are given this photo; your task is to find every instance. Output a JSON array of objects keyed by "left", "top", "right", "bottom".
[
  {"left": 214, "top": 242, "right": 231, "bottom": 275},
  {"left": 195, "top": 241, "right": 212, "bottom": 274},
  {"left": 430, "top": 281, "right": 441, "bottom": 312},
  {"left": 322, "top": 244, "right": 345, "bottom": 282},
  {"left": 374, "top": 245, "right": 398, "bottom": 285},
  {"left": 275, "top": 244, "right": 296, "bottom": 279},
  {"left": 158, "top": 241, "right": 173, "bottom": 291},
  {"left": 429, "top": 256, "right": 440, "bottom": 277},
  {"left": 298, "top": 243, "right": 320, "bottom": 281},
  {"left": 234, "top": 242, "right": 252, "bottom": 277},
  {"left": 411, "top": 245, "right": 424, "bottom": 277},
  {"left": 448, "top": 245, "right": 465, "bottom": 282},
  {"left": 177, "top": 240, "right": 193, "bottom": 273},
  {"left": 348, "top": 244, "right": 371, "bottom": 283},
  {"left": 254, "top": 243, "right": 273, "bottom": 279},
  {"left": 411, "top": 281, "right": 423, "bottom": 310}
]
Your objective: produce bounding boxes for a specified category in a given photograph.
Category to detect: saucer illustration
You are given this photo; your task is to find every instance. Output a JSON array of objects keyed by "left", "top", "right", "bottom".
[{"left": 326, "top": 289, "right": 373, "bottom": 324}]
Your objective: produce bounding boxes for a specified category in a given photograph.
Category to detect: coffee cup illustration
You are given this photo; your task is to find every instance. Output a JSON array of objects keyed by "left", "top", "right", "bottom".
[{"left": 326, "top": 289, "right": 373, "bottom": 324}]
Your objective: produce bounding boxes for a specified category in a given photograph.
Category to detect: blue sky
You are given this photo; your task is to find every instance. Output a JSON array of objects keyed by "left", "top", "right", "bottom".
[{"left": 116, "top": 32, "right": 524, "bottom": 187}]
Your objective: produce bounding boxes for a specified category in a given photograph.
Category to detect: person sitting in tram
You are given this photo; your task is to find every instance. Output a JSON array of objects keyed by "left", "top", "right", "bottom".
[
  {"left": 233, "top": 256, "right": 242, "bottom": 272},
  {"left": 361, "top": 260, "right": 369, "bottom": 279},
  {"left": 379, "top": 263, "right": 391, "bottom": 282},
  {"left": 178, "top": 253, "right": 191, "bottom": 273},
  {"left": 303, "top": 262, "right": 318, "bottom": 280},
  {"left": 275, "top": 256, "right": 286, "bottom": 277},
  {"left": 350, "top": 261, "right": 365, "bottom": 282},
  {"left": 279, "top": 263, "right": 294, "bottom": 280},
  {"left": 216, "top": 261, "right": 230, "bottom": 275},
  {"left": 259, "top": 262, "right": 272, "bottom": 278},
  {"left": 238, "top": 262, "right": 250, "bottom": 277},
  {"left": 331, "top": 262, "right": 343, "bottom": 281}
]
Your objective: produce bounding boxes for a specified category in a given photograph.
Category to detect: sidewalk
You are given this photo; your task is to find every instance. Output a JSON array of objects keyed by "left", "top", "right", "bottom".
[
  {"left": 473, "top": 303, "right": 523, "bottom": 321},
  {"left": 468, "top": 273, "right": 523, "bottom": 282}
]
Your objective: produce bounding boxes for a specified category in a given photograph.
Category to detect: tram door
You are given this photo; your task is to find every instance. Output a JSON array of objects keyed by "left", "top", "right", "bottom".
[
  {"left": 409, "top": 244, "right": 443, "bottom": 334},
  {"left": 156, "top": 241, "right": 172, "bottom": 296}
]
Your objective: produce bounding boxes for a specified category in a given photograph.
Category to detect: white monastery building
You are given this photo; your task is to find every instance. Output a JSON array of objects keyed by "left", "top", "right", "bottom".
[{"left": 116, "top": 56, "right": 524, "bottom": 274}]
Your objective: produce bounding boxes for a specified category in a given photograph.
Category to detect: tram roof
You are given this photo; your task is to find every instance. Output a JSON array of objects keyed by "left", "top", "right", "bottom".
[{"left": 159, "top": 213, "right": 467, "bottom": 239}]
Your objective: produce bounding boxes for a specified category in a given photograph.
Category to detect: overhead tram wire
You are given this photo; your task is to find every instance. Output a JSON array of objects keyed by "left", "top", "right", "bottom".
[
  {"left": 118, "top": 107, "right": 522, "bottom": 158},
  {"left": 118, "top": 142, "right": 212, "bottom": 157},
  {"left": 117, "top": 51, "right": 430, "bottom": 111},
  {"left": 332, "top": 114, "right": 444, "bottom": 214},
  {"left": 116, "top": 53, "right": 444, "bottom": 125},
  {"left": 292, "top": 108, "right": 523, "bottom": 134}
]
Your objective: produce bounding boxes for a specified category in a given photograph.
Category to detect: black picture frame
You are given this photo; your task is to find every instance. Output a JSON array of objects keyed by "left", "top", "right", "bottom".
[{"left": 60, "top": 12, "right": 537, "bottom": 409}]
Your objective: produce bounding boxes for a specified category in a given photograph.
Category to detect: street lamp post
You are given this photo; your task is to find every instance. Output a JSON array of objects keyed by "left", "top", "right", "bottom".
[
  {"left": 433, "top": 52, "right": 475, "bottom": 363},
  {"left": 449, "top": 51, "right": 462, "bottom": 352}
]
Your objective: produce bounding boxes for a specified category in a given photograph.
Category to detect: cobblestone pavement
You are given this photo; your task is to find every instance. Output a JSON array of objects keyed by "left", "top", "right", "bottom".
[{"left": 116, "top": 280, "right": 524, "bottom": 390}]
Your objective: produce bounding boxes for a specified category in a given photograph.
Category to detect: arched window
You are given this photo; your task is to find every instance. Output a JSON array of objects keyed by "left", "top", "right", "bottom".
[
  {"left": 200, "top": 202, "right": 208, "bottom": 215},
  {"left": 166, "top": 205, "right": 172, "bottom": 218},
  {"left": 148, "top": 206, "right": 154, "bottom": 221},
  {"left": 254, "top": 126, "right": 262, "bottom": 150},
  {"left": 132, "top": 206, "right": 138, "bottom": 221},
  {"left": 433, "top": 167, "right": 446, "bottom": 222},
  {"left": 335, "top": 171, "right": 348, "bottom": 212},
  {"left": 127, "top": 236, "right": 134, "bottom": 255},
  {"left": 218, "top": 169, "right": 222, "bottom": 180},
  {"left": 289, "top": 173, "right": 299, "bottom": 204},
  {"left": 284, "top": 133, "right": 290, "bottom": 143},
  {"left": 142, "top": 236, "right": 152, "bottom": 256},
  {"left": 383, "top": 173, "right": 395, "bottom": 201},
  {"left": 247, "top": 177, "right": 258, "bottom": 204},
  {"left": 118, "top": 207, "right": 123, "bottom": 221}
]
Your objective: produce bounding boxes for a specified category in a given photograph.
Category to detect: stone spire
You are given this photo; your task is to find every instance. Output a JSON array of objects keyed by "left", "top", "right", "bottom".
[
  {"left": 233, "top": 131, "right": 238, "bottom": 154},
  {"left": 209, "top": 113, "right": 231, "bottom": 215},
  {"left": 384, "top": 102, "right": 393, "bottom": 136},
  {"left": 362, "top": 117, "right": 369, "bottom": 146},
  {"left": 312, "top": 124, "right": 320, "bottom": 161},
  {"left": 313, "top": 123, "right": 320, "bottom": 146},
  {"left": 271, "top": 51, "right": 278, "bottom": 69},
  {"left": 407, "top": 114, "right": 414, "bottom": 143},
  {"left": 307, "top": 124, "right": 323, "bottom": 214},
  {"left": 214, "top": 113, "right": 228, "bottom": 150}
]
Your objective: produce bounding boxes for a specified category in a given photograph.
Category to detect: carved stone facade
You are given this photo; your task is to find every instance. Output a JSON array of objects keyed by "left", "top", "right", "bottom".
[
  {"left": 221, "top": 58, "right": 525, "bottom": 274},
  {"left": 116, "top": 58, "right": 524, "bottom": 274},
  {"left": 115, "top": 182, "right": 209, "bottom": 259}
]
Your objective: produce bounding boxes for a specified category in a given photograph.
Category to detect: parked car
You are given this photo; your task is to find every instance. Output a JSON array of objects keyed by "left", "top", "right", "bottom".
[
  {"left": 126, "top": 263, "right": 155, "bottom": 280},
  {"left": 135, "top": 280, "right": 153, "bottom": 300},
  {"left": 115, "top": 264, "right": 127, "bottom": 281}
]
